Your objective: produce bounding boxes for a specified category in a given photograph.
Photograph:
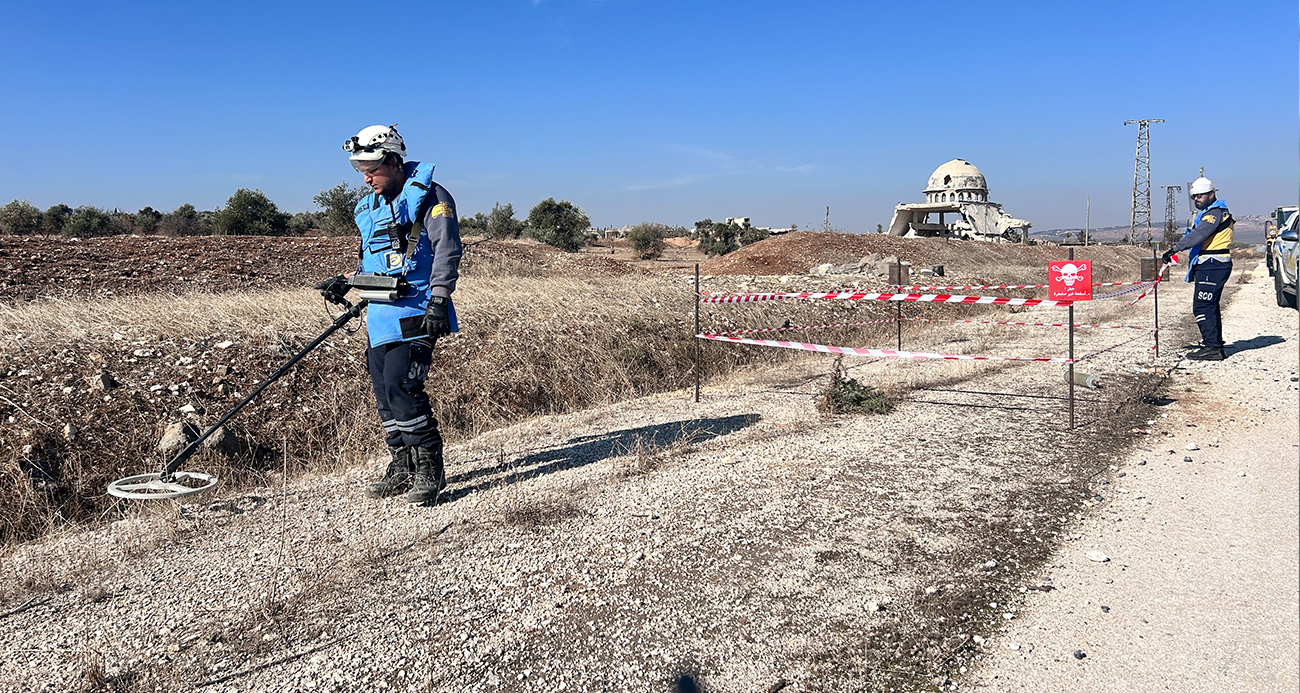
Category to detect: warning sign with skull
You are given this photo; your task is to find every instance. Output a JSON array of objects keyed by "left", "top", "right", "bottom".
[{"left": 1048, "top": 260, "right": 1092, "bottom": 301}]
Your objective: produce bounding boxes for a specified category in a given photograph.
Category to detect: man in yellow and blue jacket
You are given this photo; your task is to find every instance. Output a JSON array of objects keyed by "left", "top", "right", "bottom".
[{"left": 1162, "top": 176, "right": 1232, "bottom": 361}]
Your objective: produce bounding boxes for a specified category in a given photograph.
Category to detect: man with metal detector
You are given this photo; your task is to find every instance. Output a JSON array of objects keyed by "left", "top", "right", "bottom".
[
  {"left": 315, "top": 125, "right": 463, "bottom": 504},
  {"left": 1161, "top": 176, "right": 1233, "bottom": 361}
]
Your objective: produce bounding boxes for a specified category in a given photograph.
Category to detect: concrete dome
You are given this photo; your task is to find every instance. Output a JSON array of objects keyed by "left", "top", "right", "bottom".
[{"left": 923, "top": 159, "right": 988, "bottom": 203}]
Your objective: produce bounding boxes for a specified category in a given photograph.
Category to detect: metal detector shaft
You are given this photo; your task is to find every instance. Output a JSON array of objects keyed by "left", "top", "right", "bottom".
[{"left": 160, "top": 299, "right": 368, "bottom": 478}]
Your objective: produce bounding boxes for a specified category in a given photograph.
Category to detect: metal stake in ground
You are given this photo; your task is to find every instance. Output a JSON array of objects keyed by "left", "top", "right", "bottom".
[
  {"left": 1152, "top": 245, "right": 1160, "bottom": 358},
  {"left": 1068, "top": 248, "right": 1075, "bottom": 430},
  {"left": 694, "top": 263, "right": 701, "bottom": 404},
  {"left": 107, "top": 298, "right": 369, "bottom": 500},
  {"left": 895, "top": 257, "right": 903, "bottom": 351}
]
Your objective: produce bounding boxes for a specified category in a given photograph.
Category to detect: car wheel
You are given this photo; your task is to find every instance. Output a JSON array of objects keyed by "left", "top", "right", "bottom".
[{"left": 1276, "top": 266, "right": 1297, "bottom": 309}]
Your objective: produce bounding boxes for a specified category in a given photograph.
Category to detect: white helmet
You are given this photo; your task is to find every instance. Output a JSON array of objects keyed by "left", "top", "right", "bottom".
[
  {"left": 1189, "top": 177, "right": 1215, "bottom": 195},
  {"left": 343, "top": 125, "right": 406, "bottom": 172}
]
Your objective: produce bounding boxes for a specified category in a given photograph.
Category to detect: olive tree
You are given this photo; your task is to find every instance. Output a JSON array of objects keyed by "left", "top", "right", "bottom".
[
  {"left": 313, "top": 182, "right": 368, "bottom": 236},
  {"left": 0, "top": 200, "right": 42, "bottom": 235},
  {"left": 526, "top": 198, "right": 590, "bottom": 252},
  {"left": 213, "top": 188, "right": 290, "bottom": 236}
]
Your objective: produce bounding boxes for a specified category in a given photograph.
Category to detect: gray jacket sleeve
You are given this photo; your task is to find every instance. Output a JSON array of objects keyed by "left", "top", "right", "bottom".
[
  {"left": 422, "top": 183, "right": 463, "bottom": 299},
  {"left": 1173, "top": 205, "right": 1230, "bottom": 253}
]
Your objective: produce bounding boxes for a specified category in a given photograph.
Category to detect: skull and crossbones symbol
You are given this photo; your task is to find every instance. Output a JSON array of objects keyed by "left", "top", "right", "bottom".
[{"left": 1054, "top": 263, "right": 1085, "bottom": 287}]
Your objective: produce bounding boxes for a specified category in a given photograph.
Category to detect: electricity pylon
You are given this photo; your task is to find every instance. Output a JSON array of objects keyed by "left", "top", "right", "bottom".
[
  {"left": 1162, "top": 185, "right": 1182, "bottom": 249},
  {"left": 1125, "top": 119, "right": 1164, "bottom": 246}
]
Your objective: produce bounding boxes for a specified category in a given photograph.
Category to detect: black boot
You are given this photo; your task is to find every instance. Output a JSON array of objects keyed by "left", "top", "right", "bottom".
[
  {"left": 366, "top": 446, "right": 414, "bottom": 498},
  {"left": 1187, "top": 346, "right": 1226, "bottom": 361},
  {"left": 407, "top": 444, "right": 446, "bottom": 505}
]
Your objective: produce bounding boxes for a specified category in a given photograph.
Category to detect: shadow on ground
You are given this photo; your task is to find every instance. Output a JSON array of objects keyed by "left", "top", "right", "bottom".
[
  {"left": 442, "top": 414, "right": 761, "bottom": 502},
  {"left": 1226, "top": 334, "right": 1286, "bottom": 356}
]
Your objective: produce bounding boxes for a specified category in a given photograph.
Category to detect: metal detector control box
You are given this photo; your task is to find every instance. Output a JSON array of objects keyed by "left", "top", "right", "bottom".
[{"left": 347, "top": 273, "right": 409, "bottom": 302}]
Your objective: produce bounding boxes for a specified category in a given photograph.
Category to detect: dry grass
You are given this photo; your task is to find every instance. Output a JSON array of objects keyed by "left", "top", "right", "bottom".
[{"left": 0, "top": 266, "right": 820, "bottom": 547}]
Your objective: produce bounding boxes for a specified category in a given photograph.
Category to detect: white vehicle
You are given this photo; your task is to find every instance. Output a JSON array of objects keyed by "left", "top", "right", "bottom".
[{"left": 1273, "top": 211, "right": 1298, "bottom": 309}]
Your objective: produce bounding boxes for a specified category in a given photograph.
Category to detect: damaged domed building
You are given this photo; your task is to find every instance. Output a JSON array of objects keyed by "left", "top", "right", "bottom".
[{"left": 886, "top": 159, "right": 1032, "bottom": 243}]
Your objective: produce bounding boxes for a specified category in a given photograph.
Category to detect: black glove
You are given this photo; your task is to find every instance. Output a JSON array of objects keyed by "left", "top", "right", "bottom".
[
  {"left": 314, "top": 275, "right": 350, "bottom": 304},
  {"left": 423, "top": 295, "right": 451, "bottom": 338},
  {"left": 1160, "top": 249, "right": 1176, "bottom": 265}
]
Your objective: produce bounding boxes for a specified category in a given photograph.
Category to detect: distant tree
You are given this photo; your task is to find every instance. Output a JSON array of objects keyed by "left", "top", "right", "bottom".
[
  {"left": 159, "top": 203, "right": 209, "bottom": 236},
  {"left": 213, "top": 188, "right": 290, "bottom": 236},
  {"left": 486, "top": 202, "right": 526, "bottom": 239},
  {"left": 41, "top": 203, "right": 72, "bottom": 236},
  {"left": 313, "top": 182, "right": 368, "bottom": 236},
  {"left": 459, "top": 212, "right": 488, "bottom": 234},
  {"left": 739, "top": 225, "right": 769, "bottom": 247},
  {"left": 289, "top": 211, "right": 323, "bottom": 235},
  {"left": 692, "top": 218, "right": 714, "bottom": 240},
  {"left": 876, "top": 223, "right": 883, "bottom": 234},
  {"left": 136, "top": 206, "right": 162, "bottom": 234},
  {"left": 0, "top": 200, "right": 43, "bottom": 235},
  {"left": 626, "top": 222, "right": 669, "bottom": 259},
  {"left": 526, "top": 198, "right": 590, "bottom": 252},
  {"left": 697, "top": 219, "right": 739, "bottom": 256},
  {"left": 62, "top": 206, "right": 115, "bottom": 238}
]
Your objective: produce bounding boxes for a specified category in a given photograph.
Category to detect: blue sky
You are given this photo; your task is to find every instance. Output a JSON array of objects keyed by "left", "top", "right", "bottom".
[{"left": 1, "top": 0, "right": 1294, "bottom": 231}]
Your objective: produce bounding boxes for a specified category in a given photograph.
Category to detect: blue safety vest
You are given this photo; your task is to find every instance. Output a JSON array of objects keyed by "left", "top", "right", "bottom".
[{"left": 354, "top": 161, "right": 458, "bottom": 346}]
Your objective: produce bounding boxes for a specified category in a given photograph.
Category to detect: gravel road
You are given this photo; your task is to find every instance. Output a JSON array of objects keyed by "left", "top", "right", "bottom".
[
  {"left": 1, "top": 260, "right": 1283, "bottom": 693},
  {"left": 966, "top": 262, "right": 1299, "bottom": 692}
]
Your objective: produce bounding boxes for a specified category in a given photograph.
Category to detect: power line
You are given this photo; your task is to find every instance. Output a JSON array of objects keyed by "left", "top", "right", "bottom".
[{"left": 1124, "top": 119, "right": 1164, "bottom": 246}]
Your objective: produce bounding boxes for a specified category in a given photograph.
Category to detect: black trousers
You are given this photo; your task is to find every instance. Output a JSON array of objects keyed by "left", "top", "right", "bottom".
[
  {"left": 366, "top": 339, "right": 441, "bottom": 449},
  {"left": 1191, "top": 260, "right": 1231, "bottom": 350}
]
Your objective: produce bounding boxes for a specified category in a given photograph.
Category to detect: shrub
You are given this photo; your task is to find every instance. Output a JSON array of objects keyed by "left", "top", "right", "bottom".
[
  {"left": 135, "top": 206, "right": 162, "bottom": 235},
  {"left": 460, "top": 212, "right": 487, "bottom": 234},
  {"left": 313, "top": 183, "right": 367, "bottom": 236},
  {"left": 526, "top": 198, "right": 590, "bottom": 252},
  {"left": 626, "top": 222, "right": 669, "bottom": 259},
  {"left": 695, "top": 217, "right": 768, "bottom": 256},
  {"left": 817, "top": 357, "right": 893, "bottom": 415},
  {"left": 41, "top": 204, "right": 72, "bottom": 236},
  {"left": 486, "top": 202, "right": 525, "bottom": 239},
  {"left": 62, "top": 206, "right": 116, "bottom": 238},
  {"left": 213, "top": 188, "right": 290, "bottom": 236},
  {"left": 158, "top": 203, "right": 211, "bottom": 236},
  {"left": 0, "top": 200, "right": 42, "bottom": 235}
]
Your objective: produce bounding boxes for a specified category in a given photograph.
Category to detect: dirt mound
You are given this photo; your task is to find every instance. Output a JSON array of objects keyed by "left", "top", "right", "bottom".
[{"left": 701, "top": 232, "right": 1154, "bottom": 284}]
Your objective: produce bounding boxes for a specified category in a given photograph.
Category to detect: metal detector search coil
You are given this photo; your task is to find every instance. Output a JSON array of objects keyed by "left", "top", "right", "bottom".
[{"left": 108, "top": 471, "right": 218, "bottom": 500}]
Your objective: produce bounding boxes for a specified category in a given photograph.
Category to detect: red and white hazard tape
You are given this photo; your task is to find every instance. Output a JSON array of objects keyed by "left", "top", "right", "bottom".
[
  {"left": 696, "top": 333, "right": 1073, "bottom": 363},
  {"left": 906, "top": 317, "right": 1151, "bottom": 331},
  {"left": 895, "top": 280, "right": 1148, "bottom": 292},
  {"left": 699, "top": 290, "right": 1075, "bottom": 307}
]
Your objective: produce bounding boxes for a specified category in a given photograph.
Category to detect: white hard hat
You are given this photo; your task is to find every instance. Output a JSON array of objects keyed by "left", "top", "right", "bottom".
[
  {"left": 1189, "top": 177, "right": 1215, "bottom": 195},
  {"left": 343, "top": 125, "right": 406, "bottom": 172}
]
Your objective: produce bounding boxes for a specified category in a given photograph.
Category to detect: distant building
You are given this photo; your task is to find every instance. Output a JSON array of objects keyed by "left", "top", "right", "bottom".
[{"left": 886, "top": 159, "right": 1032, "bottom": 243}]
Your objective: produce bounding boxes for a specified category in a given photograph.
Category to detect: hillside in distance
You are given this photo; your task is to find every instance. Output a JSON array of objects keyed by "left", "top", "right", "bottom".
[{"left": 1038, "top": 214, "right": 1269, "bottom": 245}]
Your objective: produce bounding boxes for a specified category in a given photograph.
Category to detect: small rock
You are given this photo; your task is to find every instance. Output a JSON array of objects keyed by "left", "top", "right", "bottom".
[
  {"left": 132, "top": 349, "right": 155, "bottom": 358},
  {"left": 88, "top": 371, "right": 118, "bottom": 391},
  {"left": 158, "top": 421, "right": 200, "bottom": 455},
  {"left": 215, "top": 364, "right": 230, "bottom": 376},
  {"left": 1100, "top": 605, "right": 1110, "bottom": 613},
  {"left": 62, "top": 423, "right": 77, "bottom": 441},
  {"left": 983, "top": 560, "right": 997, "bottom": 569},
  {"left": 1086, "top": 551, "right": 1110, "bottom": 563},
  {"left": 1073, "top": 650, "right": 1087, "bottom": 660},
  {"left": 866, "top": 601, "right": 881, "bottom": 613},
  {"left": 1183, "top": 456, "right": 1193, "bottom": 463},
  {"left": 215, "top": 341, "right": 234, "bottom": 349},
  {"left": 972, "top": 635, "right": 985, "bottom": 645},
  {"left": 179, "top": 404, "right": 197, "bottom": 414},
  {"left": 203, "top": 427, "right": 248, "bottom": 457},
  {"left": 925, "top": 586, "right": 937, "bottom": 595},
  {"left": 1184, "top": 442, "right": 1199, "bottom": 451}
]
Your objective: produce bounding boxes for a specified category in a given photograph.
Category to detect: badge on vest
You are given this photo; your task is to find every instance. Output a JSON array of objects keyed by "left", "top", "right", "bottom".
[{"left": 384, "top": 251, "right": 405, "bottom": 271}]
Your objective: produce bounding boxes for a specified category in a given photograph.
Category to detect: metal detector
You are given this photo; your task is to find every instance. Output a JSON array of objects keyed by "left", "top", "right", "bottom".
[{"left": 107, "top": 296, "right": 368, "bottom": 500}]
